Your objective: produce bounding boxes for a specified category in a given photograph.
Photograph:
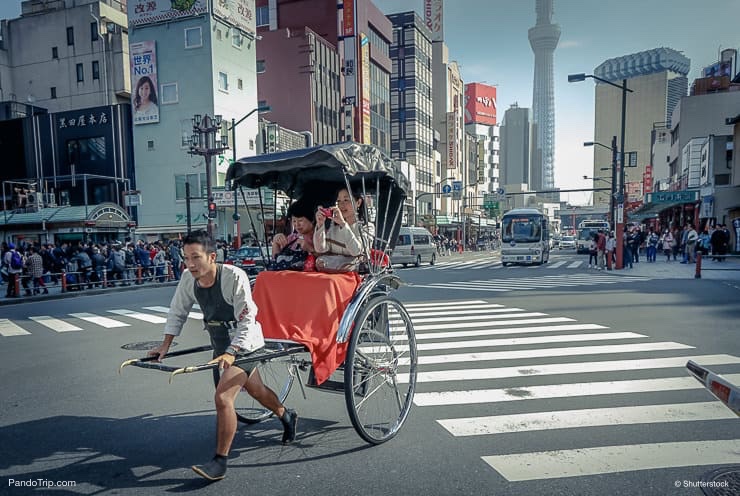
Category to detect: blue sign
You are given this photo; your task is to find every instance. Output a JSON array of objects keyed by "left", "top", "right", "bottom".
[
  {"left": 452, "top": 181, "right": 463, "bottom": 191},
  {"left": 442, "top": 184, "right": 452, "bottom": 194}
]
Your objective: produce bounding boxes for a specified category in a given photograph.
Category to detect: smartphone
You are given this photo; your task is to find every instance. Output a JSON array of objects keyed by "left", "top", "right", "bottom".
[{"left": 319, "top": 207, "right": 333, "bottom": 217}]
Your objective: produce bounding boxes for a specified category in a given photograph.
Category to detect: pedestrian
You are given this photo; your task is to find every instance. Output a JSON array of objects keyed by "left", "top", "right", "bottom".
[
  {"left": 682, "top": 224, "right": 698, "bottom": 264},
  {"left": 596, "top": 230, "right": 606, "bottom": 270},
  {"left": 605, "top": 231, "right": 616, "bottom": 270},
  {"left": 4, "top": 243, "right": 23, "bottom": 297},
  {"left": 25, "top": 246, "right": 47, "bottom": 295},
  {"left": 623, "top": 228, "right": 633, "bottom": 268},
  {"left": 169, "top": 241, "right": 183, "bottom": 280},
  {"left": 147, "top": 231, "right": 298, "bottom": 482},
  {"left": 588, "top": 234, "right": 597, "bottom": 268},
  {"left": 646, "top": 229, "right": 659, "bottom": 262},
  {"left": 660, "top": 229, "right": 674, "bottom": 262}
]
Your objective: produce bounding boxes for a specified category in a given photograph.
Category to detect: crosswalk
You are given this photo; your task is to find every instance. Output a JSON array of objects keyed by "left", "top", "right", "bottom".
[
  {"left": 399, "top": 299, "right": 740, "bottom": 483},
  {"left": 418, "top": 256, "right": 588, "bottom": 271},
  {"left": 412, "top": 273, "right": 649, "bottom": 292}
]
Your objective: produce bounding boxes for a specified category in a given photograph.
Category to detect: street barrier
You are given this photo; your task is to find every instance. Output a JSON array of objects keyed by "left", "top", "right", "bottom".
[{"left": 695, "top": 252, "right": 740, "bottom": 279}]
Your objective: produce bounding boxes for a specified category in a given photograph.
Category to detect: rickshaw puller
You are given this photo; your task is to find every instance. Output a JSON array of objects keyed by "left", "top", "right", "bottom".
[{"left": 148, "top": 231, "right": 298, "bottom": 482}]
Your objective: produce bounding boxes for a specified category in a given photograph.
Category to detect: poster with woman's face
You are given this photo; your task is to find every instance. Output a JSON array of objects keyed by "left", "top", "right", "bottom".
[{"left": 130, "top": 41, "right": 159, "bottom": 125}]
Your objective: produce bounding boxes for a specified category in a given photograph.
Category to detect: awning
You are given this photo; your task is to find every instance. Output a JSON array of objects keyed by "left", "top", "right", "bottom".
[
  {"left": 435, "top": 215, "right": 452, "bottom": 225},
  {"left": 629, "top": 200, "right": 690, "bottom": 222}
]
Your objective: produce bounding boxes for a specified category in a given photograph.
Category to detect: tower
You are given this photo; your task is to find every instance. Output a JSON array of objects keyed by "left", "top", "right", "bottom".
[{"left": 528, "top": 0, "right": 560, "bottom": 193}]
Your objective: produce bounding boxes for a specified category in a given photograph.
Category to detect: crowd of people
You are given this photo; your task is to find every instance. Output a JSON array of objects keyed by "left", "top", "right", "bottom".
[
  {"left": 584, "top": 222, "right": 733, "bottom": 270},
  {"left": 0, "top": 238, "right": 226, "bottom": 298}
]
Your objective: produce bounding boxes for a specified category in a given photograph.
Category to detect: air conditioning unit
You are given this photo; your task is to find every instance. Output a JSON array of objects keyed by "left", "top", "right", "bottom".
[
  {"left": 44, "top": 193, "right": 57, "bottom": 207},
  {"left": 25, "top": 192, "right": 39, "bottom": 210}
]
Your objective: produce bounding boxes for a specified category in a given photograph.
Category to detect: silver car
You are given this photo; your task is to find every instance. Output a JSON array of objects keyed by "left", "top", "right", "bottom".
[{"left": 559, "top": 235, "right": 576, "bottom": 249}]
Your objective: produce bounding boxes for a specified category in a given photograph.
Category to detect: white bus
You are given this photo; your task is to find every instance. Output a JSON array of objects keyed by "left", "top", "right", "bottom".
[
  {"left": 576, "top": 219, "right": 610, "bottom": 253},
  {"left": 500, "top": 208, "right": 551, "bottom": 266}
]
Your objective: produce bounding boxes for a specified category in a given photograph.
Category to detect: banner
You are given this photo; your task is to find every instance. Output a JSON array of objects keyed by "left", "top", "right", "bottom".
[
  {"left": 213, "top": 0, "right": 256, "bottom": 38},
  {"left": 423, "top": 0, "right": 443, "bottom": 42},
  {"left": 128, "top": 0, "right": 208, "bottom": 27},
  {"left": 446, "top": 111, "right": 457, "bottom": 169},
  {"left": 361, "top": 33, "right": 371, "bottom": 144},
  {"left": 130, "top": 41, "right": 159, "bottom": 125}
]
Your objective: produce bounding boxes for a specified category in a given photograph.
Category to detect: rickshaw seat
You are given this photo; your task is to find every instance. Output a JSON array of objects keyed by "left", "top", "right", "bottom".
[{"left": 252, "top": 270, "right": 361, "bottom": 384}]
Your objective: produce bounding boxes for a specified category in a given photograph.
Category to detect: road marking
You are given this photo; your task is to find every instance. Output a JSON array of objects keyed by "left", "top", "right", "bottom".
[
  {"left": 403, "top": 354, "right": 740, "bottom": 383},
  {"left": 397, "top": 341, "right": 693, "bottom": 366},
  {"left": 403, "top": 311, "right": 544, "bottom": 324},
  {"left": 396, "top": 323, "right": 608, "bottom": 340},
  {"left": 68, "top": 313, "right": 130, "bottom": 328},
  {"left": 568, "top": 261, "right": 582, "bottom": 268},
  {"left": 29, "top": 316, "right": 83, "bottom": 333},
  {"left": 0, "top": 319, "right": 31, "bottom": 336},
  {"left": 385, "top": 332, "right": 646, "bottom": 354},
  {"left": 414, "top": 317, "right": 575, "bottom": 331},
  {"left": 108, "top": 309, "right": 168, "bottom": 324},
  {"left": 412, "top": 373, "right": 740, "bottom": 406},
  {"left": 143, "top": 306, "right": 204, "bottom": 320},
  {"left": 404, "top": 300, "right": 487, "bottom": 308},
  {"left": 482, "top": 439, "right": 740, "bottom": 481},
  {"left": 438, "top": 402, "right": 736, "bottom": 436},
  {"left": 547, "top": 261, "right": 567, "bottom": 268},
  {"left": 406, "top": 305, "right": 514, "bottom": 317}
]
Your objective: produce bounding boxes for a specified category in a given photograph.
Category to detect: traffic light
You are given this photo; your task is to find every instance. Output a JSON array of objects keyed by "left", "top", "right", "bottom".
[{"left": 208, "top": 201, "right": 217, "bottom": 219}]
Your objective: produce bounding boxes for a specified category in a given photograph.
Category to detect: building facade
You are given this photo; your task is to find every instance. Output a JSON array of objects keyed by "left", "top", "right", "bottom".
[
  {"left": 592, "top": 47, "right": 690, "bottom": 209},
  {"left": 388, "top": 11, "right": 434, "bottom": 224},
  {"left": 0, "top": 0, "right": 130, "bottom": 113},
  {"left": 128, "top": 0, "right": 260, "bottom": 239},
  {"left": 464, "top": 82, "right": 500, "bottom": 195},
  {"left": 499, "top": 103, "right": 535, "bottom": 189}
]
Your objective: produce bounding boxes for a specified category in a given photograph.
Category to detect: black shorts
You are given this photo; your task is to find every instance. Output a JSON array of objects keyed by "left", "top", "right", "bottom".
[{"left": 231, "top": 347, "right": 269, "bottom": 376}]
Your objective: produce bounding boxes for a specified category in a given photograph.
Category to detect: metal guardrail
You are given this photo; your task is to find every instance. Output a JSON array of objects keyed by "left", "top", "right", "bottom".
[{"left": 694, "top": 252, "right": 740, "bottom": 279}]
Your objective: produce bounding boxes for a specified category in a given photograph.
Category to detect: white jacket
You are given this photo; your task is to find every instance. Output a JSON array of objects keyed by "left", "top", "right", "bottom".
[
  {"left": 164, "top": 263, "right": 265, "bottom": 352},
  {"left": 314, "top": 221, "right": 374, "bottom": 257}
]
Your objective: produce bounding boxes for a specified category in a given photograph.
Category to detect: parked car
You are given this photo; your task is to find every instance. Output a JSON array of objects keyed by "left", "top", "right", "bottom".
[
  {"left": 391, "top": 227, "right": 437, "bottom": 267},
  {"left": 224, "top": 246, "right": 271, "bottom": 275},
  {"left": 559, "top": 235, "right": 576, "bottom": 250}
]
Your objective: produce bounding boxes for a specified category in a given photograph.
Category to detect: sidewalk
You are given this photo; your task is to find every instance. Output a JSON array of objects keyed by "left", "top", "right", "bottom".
[{"left": 609, "top": 254, "right": 740, "bottom": 281}]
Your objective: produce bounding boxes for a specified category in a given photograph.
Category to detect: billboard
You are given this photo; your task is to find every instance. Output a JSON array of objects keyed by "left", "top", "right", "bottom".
[
  {"left": 702, "top": 61, "right": 732, "bottom": 78},
  {"left": 130, "top": 41, "right": 159, "bottom": 125},
  {"left": 361, "top": 33, "right": 371, "bottom": 144},
  {"left": 128, "top": 0, "right": 208, "bottom": 27},
  {"left": 423, "top": 0, "right": 443, "bottom": 42},
  {"left": 464, "top": 83, "right": 497, "bottom": 126},
  {"left": 213, "top": 0, "right": 256, "bottom": 38},
  {"left": 342, "top": 0, "right": 356, "bottom": 37},
  {"left": 446, "top": 111, "right": 457, "bottom": 170}
]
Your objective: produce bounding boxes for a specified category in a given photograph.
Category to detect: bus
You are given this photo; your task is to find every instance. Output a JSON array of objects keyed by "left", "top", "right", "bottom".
[
  {"left": 576, "top": 219, "right": 610, "bottom": 253},
  {"left": 500, "top": 208, "right": 550, "bottom": 266}
]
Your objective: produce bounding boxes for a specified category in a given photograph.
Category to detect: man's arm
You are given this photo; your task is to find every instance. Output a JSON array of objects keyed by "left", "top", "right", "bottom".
[{"left": 148, "top": 271, "right": 195, "bottom": 361}]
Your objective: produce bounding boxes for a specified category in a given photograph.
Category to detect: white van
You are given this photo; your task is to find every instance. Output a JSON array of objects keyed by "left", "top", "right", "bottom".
[{"left": 391, "top": 227, "right": 437, "bottom": 267}]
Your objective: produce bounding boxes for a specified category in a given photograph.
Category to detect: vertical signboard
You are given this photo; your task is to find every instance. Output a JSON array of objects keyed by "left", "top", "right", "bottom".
[
  {"left": 446, "top": 111, "right": 457, "bottom": 170},
  {"left": 361, "top": 33, "right": 371, "bottom": 144},
  {"left": 130, "top": 41, "right": 159, "bottom": 125},
  {"left": 423, "top": 0, "right": 443, "bottom": 42},
  {"left": 643, "top": 164, "right": 653, "bottom": 195},
  {"left": 342, "top": 0, "right": 355, "bottom": 37}
]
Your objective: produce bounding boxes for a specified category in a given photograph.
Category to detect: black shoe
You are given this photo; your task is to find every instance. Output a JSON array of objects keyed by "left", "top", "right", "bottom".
[
  {"left": 192, "top": 456, "right": 227, "bottom": 481},
  {"left": 280, "top": 409, "right": 298, "bottom": 444}
]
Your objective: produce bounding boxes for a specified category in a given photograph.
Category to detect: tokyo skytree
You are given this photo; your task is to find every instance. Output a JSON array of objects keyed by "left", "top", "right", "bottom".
[{"left": 528, "top": 0, "right": 560, "bottom": 191}]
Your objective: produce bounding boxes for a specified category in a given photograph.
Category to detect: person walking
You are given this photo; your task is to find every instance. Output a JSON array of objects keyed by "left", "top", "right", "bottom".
[
  {"left": 25, "top": 246, "right": 47, "bottom": 295},
  {"left": 605, "top": 231, "right": 616, "bottom": 270},
  {"left": 596, "top": 230, "right": 606, "bottom": 270},
  {"left": 661, "top": 229, "right": 674, "bottom": 262},
  {"left": 148, "top": 231, "right": 298, "bottom": 482},
  {"left": 646, "top": 229, "right": 659, "bottom": 262}
]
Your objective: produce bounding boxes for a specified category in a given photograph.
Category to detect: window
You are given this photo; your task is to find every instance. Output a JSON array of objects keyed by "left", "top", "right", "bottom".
[
  {"left": 216, "top": 29, "right": 222, "bottom": 41},
  {"left": 66, "top": 26, "right": 74, "bottom": 46},
  {"left": 232, "top": 31, "right": 242, "bottom": 48},
  {"left": 90, "top": 21, "right": 99, "bottom": 41},
  {"left": 76, "top": 63, "right": 84, "bottom": 82},
  {"left": 52, "top": 46, "right": 58, "bottom": 59},
  {"left": 256, "top": 5, "right": 269, "bottom": 26},
  {"left": 184, "top": 27, "right": 202, "bottom": 48},
  {"left": 175, "top": 173, "right": 207, "bottom": 200},
  {"left": 237, "top": 78, "right": 243, "bottom": 90},
  {"left": 218, "top": 72, "right": 228, "bottom": 92},
  {"left": 92, "top": 61, "right": 100, "bottom": 80},
  {"left": 256, "top": 60, "right": 266, "bottom": 73},
  {"left": 50, "top": 87, "right": 57, "bottom": 99},
  {"left": 160, "top": 83, "right": 178, "bottom": 104}
]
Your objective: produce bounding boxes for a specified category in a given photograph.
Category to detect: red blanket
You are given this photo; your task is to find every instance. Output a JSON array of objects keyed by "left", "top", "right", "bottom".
[{"left": 252, "top": 271, "right": 361, "bottom": 384}]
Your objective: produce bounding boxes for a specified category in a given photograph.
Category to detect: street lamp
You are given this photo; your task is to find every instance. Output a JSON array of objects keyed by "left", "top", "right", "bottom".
[
  {"left": 570, "top": 73, "right": 633, "bottom": 269},
  {"left": 584, "top": 137, "right": 618, "bottom": 227},
  {"left": 226, "top": 105, "right": 271, "bottom": 248},
  {"left": 189, "top": 114, "right": 230, "bottom": 238},
  {"left": 414, "top": 176, "right": 456, "bottom": 227}
]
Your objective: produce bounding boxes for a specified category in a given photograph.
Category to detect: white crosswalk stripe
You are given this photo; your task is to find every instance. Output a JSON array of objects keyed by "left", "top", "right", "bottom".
[
  {"left": 401, "top": 299, "right": 740, "bottom": 483},
  {"left": 108, "top": 309, "right": 168, "bottom": 324},
  {"left": 0, "top": 319, "right": 31, "bottom": 336},
  {"left": 143, "top": 306, "right": 204, "bottom": 320},
  {"left": 413, "top": 273, "right": 649, "bottom": 292},
  {"left": 29, "top": 316, "right": 83, "bottom": 332},
  {"left": 69, "top": 312, "right": 130, "bottom": 328}
]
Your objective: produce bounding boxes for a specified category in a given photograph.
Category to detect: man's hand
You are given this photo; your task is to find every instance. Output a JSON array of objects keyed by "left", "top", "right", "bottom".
[
  {"left": 208, "top": 353, "right": 236, "bottom": 370},
  {"left": 147, "top": 343, "right": 170, "bottom": 363}
]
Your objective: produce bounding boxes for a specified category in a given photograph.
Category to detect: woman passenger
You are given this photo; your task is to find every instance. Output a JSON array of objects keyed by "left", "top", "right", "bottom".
[{"left": 313, "top": 188, "right": 373, "bottom": 259}]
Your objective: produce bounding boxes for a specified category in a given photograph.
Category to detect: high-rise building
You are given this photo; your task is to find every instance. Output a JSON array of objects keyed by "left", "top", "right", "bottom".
[
  {"left": 464, "top": 83, "right": 500, "bottom": 194},
  {"left": 388, "top": 11, "right": 434, "bottom": 223},
  {"left": 499, "top": 103, "right": 535, "bottom": 188},
  {"left": 592, "top": 47, "right": 689, "bottom": 209},
  {"left": 528, "top": 0, "right": 560, "bottom": 193},
  {"left": 255, "top": 0, "right": 392, "bottom": 154}
]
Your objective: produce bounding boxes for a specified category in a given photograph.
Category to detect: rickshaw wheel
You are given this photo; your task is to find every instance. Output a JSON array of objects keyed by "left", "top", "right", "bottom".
[
  {"left": 213, "top": 341, "right": 297, "bottom": 424},
  {"left": 344, "top": 295, "right": 417, "bottom": 444}
]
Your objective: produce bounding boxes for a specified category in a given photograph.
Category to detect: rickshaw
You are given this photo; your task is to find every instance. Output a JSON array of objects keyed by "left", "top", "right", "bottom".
[{"left": 120, "top": 142, "right": 418, "bottom": 444}]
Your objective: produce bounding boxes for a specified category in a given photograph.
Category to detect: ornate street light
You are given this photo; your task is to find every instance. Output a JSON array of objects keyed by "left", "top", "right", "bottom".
[{"left": 189, "top": 114, "right": 229, "bottom": 237}]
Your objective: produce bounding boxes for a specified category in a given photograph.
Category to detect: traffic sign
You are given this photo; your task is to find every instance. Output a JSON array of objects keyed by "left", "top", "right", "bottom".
[
  {"left": 452, "top": 181, "right": 462, "bottom": 200},
  {"left": 441, "top": 184, "right": 452, "bottom": 195},
  {"left": 497, "top": 187, "right": 505, "bottom": 195}
]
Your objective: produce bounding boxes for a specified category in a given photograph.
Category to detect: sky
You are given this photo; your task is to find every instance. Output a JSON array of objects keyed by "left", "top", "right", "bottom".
[{"left": 1, "top": 0, "right": 738, "bottom": 204}]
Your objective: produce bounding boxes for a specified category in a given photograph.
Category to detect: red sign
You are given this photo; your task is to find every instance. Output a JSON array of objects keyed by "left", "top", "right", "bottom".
[
  {"left": 342, "top": 0, "right": 355, "bottom": 37},
  {"left": 464, "top": 83, "right": 497, "bottom": 126},
  {"left": 642, "top": 164, "right": 653, "bottom": 195}
]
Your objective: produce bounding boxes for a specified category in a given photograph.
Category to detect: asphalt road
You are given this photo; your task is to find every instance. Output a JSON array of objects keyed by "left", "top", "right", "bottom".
[{"left": 1, "top": 251, "right": 739, "bottom": 496}]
